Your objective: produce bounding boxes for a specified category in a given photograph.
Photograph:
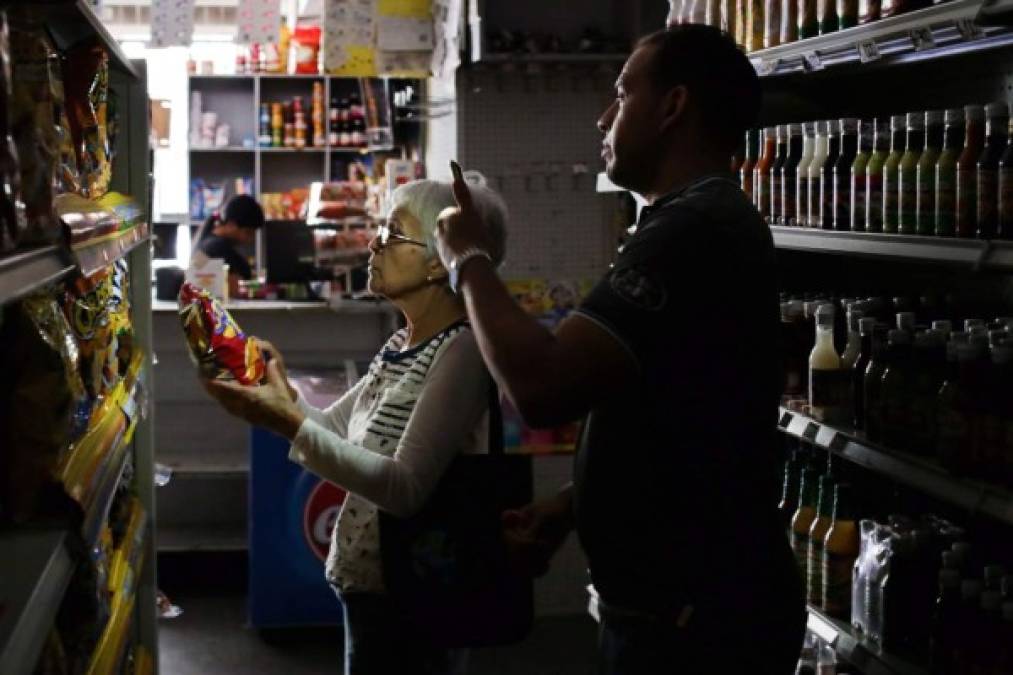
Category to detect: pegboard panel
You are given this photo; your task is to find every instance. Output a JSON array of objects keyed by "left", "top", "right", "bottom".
[{"left": 455, "top": 65, "right": 620, "bottom": 280}]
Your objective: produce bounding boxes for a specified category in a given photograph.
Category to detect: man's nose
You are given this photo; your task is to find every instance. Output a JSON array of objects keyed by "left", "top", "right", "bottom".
[{"left": 597, "top": 101, "right": 617, "bottom": 134}]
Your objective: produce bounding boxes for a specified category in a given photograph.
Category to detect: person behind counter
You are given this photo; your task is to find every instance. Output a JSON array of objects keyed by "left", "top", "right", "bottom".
[
  {"left": 199, "top": 177, "right": 509, "bottom": 675},
  {"left": 191, "top": 194, "right": 264, "bottom": 297}
]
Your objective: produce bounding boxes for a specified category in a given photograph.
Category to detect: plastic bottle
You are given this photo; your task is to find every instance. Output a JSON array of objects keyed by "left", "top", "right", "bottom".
[
  {"left": 797, "top": 123, "right": 817, "bottom": 227},
  {"left": 782, "top": 123, "right": 805, "bottom": 226},
  {"left": 833, "top": 118, "right": 859, "bottom": 231},
  {"left": 820, "top": 120, "right": 842, "bottom": 230},
  {"left": 851, "top": 120, "right": 872, "bottom": 231},
  {"left": 956, "top": 105, "right": 986, "bottom": 238},
  {"left": 916, "top": 110, "right": 944, "bottom": 236},
  {"left": 976, "top": 102, "right": 1009, "bottom": 239}
]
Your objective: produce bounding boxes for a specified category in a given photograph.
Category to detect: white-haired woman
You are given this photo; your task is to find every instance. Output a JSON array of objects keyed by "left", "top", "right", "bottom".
[{"left": 202, "top": 176, "right": 508, "bottom": 674}]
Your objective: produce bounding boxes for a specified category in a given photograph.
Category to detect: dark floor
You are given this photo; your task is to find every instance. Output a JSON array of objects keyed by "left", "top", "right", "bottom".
[{"left": 156, "top": 552, "right": 599, "bottom": 675}]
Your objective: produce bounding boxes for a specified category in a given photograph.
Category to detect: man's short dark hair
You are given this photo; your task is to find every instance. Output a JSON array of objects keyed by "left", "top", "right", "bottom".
[
  {"left": 636, "top": 25, "right": 761, "bottom": 153},
  {"left": 223, "top": 194, "right": 265, "bottom": 230}
]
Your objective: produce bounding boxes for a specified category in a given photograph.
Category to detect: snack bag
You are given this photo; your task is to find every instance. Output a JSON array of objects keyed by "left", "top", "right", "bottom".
[
  {"left": 62, "top": 269, "right": 114, "bottom": 400},
  {"left": 177, "top": 281, "right": 265, "bottom": 385},
  {"left": 64, "top": 41, "right": 111, "bottom": 199},
  {"left": 107, "top": 259, "right": 133, "bottom": 378}
]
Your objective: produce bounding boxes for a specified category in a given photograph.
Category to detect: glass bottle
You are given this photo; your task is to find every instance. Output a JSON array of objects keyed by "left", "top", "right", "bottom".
[
  {"left": 864, "top": 323, "right": 890, "bottom": 442},
  {"left": 879, "top": 328, "right": 914, "bottom": 450},
  {"left": 898, "top": 111, "right": 926, "bottom": 235},
  {"left": 779, "top": 449, "right": 804, "bottom": 530},
  {"left": 808, "top": 122, "right": 830, "bottom": 228},
  {"left": 746, "top": 0, "right": 765, "bottom": 51},
  {"left": 770, "top": 125, "right": 788, "bottom": 224},
  {"left": 929, "top": 568, "right": 962, "bottom": 675},
  {"left": 916, "top": 110, "right": 944, "bottom": 236},
  {"left": 817, "top": 0, "right": 838, "bottom": 34},
  {"left": 841, "top": 306, "right": 864, "bottom": 369},
  {"left": 781, "top": 0, "right": 799, "bottom": 44},
  {"left": 741, "top": 129, "right": 759, "bottom": 202},
  {"left": 820, "top": 120, "right": 842, "bottom": 230},
  {"left": 859, "top": 0, "right": 881, "bottom": 22},
  {"left": 882, "top": 114, "right": 907, "bottom": 234},
  {"left": 810, "top": 303, "right": 846, "bottom": 422},
  {"left": 851, "top": 120, "right": 872, "bottom": 232},
  {"left": 808, "top": 472, "right": 836, "bottom": 606},
  {"left": 799, "top": 0, "right": 818, "bottom": 39},
  {"left": 957, "top": 105, "right": 985, "bottom": 238},
  {"left": 791, "top": 467, "right": 820, "bottom": 570},
  {"left": 755, "top": 128, "right": 776, "bottom": 220},
  {"left": 782, "top": 123, "right": 805, "bottom": 226},
  {"left": 853, "top": 317, "right": 876, "bottom": 428},
  {"left": 765, "top": 0, "right": 782, "bottom": 48},
  {"left": 976, "top": 102, "right": 1009, "bottom": 239},
  {"left": 999, "top": 115, "right": 1013, "bottom": 240},
  {"left": 935, "top": 108, "right": 965, "bottom": 237},
  {"left": 834, "top": 118, "right": 860, "bottom": 231},
  {"left": 797, "top": 122, "right": 817, "bottom": 227},
  {"left": 837, "top": 0, "right": 858, "bottom": 28},
  {"left": 866, "top": 118, "right": 891, "bottom": 233},
  {"left": 823, "top": 483, "right": 860, "bottom": 619}
]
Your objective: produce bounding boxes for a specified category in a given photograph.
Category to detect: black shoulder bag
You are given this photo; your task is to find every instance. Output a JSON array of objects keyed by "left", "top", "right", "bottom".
[{"left": 379, "top": 384, "right": 534, "bottom": 648}]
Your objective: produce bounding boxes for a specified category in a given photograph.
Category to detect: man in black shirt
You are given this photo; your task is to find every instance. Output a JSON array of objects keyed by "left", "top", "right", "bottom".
[
  {"left": 195, "top": 194, "right": 264, "bottom": 295},
  {"left": 436, "top": 24, "right": 804, "bottom": 674}
]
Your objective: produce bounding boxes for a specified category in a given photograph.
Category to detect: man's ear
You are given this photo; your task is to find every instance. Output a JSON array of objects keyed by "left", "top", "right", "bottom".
[
  {"left": 427, "top": 256, "right": 449, "bottom": 281},
  {"left": 659, "top": 85, "right": 689, "bottom": 133}
]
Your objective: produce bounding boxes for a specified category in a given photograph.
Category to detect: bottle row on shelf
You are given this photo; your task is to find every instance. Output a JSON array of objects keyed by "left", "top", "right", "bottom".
[
  {"left": 735, "top": 102, "right": 1013, "bottom": 239},
  {"left": 781, "top": 439, "right": 1013, "bottom": 672},
  {"left": 256, "top": 83, "right": 368, "bottom": 150}
]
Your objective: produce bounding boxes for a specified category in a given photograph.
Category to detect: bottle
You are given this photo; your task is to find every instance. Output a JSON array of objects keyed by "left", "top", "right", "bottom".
[
  {"left": 258, "top": 103, "right": 272, "bottom": 147},
  {"left": 771, "top": 125, "right": 788, "bottom": 224},
  {"left": 859, "top": 0, "right": 881, "bottom": 22},
  {"left": 808, "top": 472, "right": 836, "bottom": 606},
  {"left": 957, "top": 105, "right": 986, "bottom": 238},
  {"left": 916, "top": 110, "right": 944, "bottom": 236},
  {"left": 808, "top": 122, "right": 831, "bottom": 228},
  {"left": 816, "top": 638, "right": 837, "bottom": 674},
  {"left": 841, "top": 306, "right": 864, "bottom": 369},
  {"left": 340, "top": 117, "right": 352, "bottom": 148},
  {"left": 853, "top": 317, "right": 876, "bottom": 428},
  {"left": 791, "top": 468, "right": 820, "bottom": 570},
  {"left": 810, "top": 303, "right": 847, "bottom": 423},
  {"left": 311, "top": 82, "right": 326, "bottom": 147},
  {"left": 935, "top": 108, "right": 965, "bottom": 237},
  {"left": 765, "top": 0, "right": 782, "bottom": 48},
  {"left": 352, "top": 118, "right": 367, "bottom": 147},
  {"left": 880, "top": 0, "right": 900, "bottom": 18},
  {"left": 799, "top": 0, "right": 818, "bottom": 39},
  {"left": 781, "top": 0, "right": 799, "bottom": 44},
  {"left": 723, "top": 0, "right": 739, "bottom": 44},
  {"left": 779, "top": 448, "right": 804, "bottom": 530},
  {"left": 999, "top": 114, "right": 1013, "bottom": 240},
  {"left": 817, "top": 0, "right": 838, "bottom": 35},
  {"left": 755, "top": 128, "right": 776, "bottom": 220},
  {"left": 882, "top": 114, "right": 906, "bottom": 234},
  {"left": 866, "top": 118, "right": 891, "bottom": 233},
  {"left": 834, "top": 118, "right": 860, "bottom": 231},
  {"left": 823, "top": 483, "right": 859, "bottom": 619},
  {"left": 977, "top": 102, "right": 1009, "bottom": 239},
  {"left": 783, "top": 301, "right": 808, "bottom": 397},
  {"left": 864, "top": 324, "right": 890, "bottom": 442},
  {"left": 851, "top": 120, "right": 872, "bottom": 231},
  {"left": 898, "top": 111, "right": 926, "bottom": 235},
  {"left": 328, "top": 97, "right": 340, "bottom": 147},
  {"left": 879, "top": 329, "right": 914, "bottom": 449},
  {"left": 782, "top": 123, "right": 805, "bottom": 226},
  {"left": 820, "top": 120, "right": 842, "bottom": 230},
  {"left": 797, "top": 123, "right": 817, "bottom": 227},
  {"left": 293, "top": 96, "right": 307, "bottom": 149},
  {"left": 937, "top": 340, "right": 977, "bottom": 475},
  {"left": 741, "top": 129, "right": 758, "bottom": 201},
  {"left": 929, "top": 567, "right": 962, "bottom": 674},
  {"left": 837, "top": 0, "right": 858, "bottom": 28},
  {"left": 746, "top": 0, "right": 764, "bottom": 51},
  {"left": 706, "top": 0, "right": 723, "bottom": 28},
  {"left": 271, "top": 102, "right": 283, "bottom": 147},
  {"left": 909, "top": 330, "right": 946, "bottom": 455}
]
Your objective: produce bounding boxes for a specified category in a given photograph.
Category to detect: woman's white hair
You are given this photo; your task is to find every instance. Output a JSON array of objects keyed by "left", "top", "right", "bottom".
[{"left": 389, "top": 174, "right": 508, "bottom": 266}]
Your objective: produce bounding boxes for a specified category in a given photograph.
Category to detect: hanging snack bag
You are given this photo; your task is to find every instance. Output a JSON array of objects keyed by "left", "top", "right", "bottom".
[
  {"left": 64, "top": 41, "right": 112, "bottom": 199},
  {"left": 107, "top": 259, "right": 134, "bottom": 378},
  {"left": 62, "top": 269, "right": 114, "bottom": 401},
  {"left": 178, "top": 281, "right": 265, "bottom": 385}
]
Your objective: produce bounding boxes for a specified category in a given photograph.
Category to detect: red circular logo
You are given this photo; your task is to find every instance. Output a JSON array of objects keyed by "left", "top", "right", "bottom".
[{"left": 303, "top": 480, "right": 347, "bottom": 562}]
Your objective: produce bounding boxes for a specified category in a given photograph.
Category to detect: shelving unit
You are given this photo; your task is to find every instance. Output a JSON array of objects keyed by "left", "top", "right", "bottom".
[
  {"left": 805, "top": 606, "right": 926, "bottom": 675},
  {"left": 0, "top": 246, "right": 75, "bottom": 306}
]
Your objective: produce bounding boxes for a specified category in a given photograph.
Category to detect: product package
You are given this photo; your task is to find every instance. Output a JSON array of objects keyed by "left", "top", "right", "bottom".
[
  {"left": 0, "top": 9, "right": 27, "bottom": 253},
  {"left": 291, "top": 24, "right": 321, "bottom": 74},
  {"left": 178, "top": 281, "right": 265, "bottom": 385},
  {"left": 64, "top": 41, "right": 112, "bottom": 199},
  {"left": 55, "top": 193, "right": 118, "bottom": 245},
  {"left": 62, "top": 269, "right": 115, "bottom": 401}
]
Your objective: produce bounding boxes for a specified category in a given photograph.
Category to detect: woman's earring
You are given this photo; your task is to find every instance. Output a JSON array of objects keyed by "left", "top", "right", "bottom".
[{"left": 426, "top": 274, "right": 433, "bottom": 282}]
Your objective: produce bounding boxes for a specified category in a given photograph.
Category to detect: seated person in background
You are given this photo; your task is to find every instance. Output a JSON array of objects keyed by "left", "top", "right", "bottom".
[
  {"left": 200, "top": 176, "right": 509, "bottom": 675},
  {"left": 192, "top": 194, "right": 264, "bottom": 296}
]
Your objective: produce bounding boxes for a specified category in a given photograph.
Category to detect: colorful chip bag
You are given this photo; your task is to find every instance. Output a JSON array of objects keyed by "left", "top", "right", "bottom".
[{"left": 177, "top": 281, "right": 265, "bottom": 385}]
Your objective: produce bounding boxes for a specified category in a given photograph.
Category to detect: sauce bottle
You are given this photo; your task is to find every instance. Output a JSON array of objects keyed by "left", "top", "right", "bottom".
[
  {"left": 880, "top": 0, "right": 900, "bottom": 18},
  {"left": 782, "top": 123, "right": 805, "bottom": 226},
  {"left": 746, "top": 0, "right": 765, "bottom": 51},
  {"left": 935, "top": 108, "right": 965, "bottom": 237},
  {"left": 976, "top": 102, "right": 1009, "bottom": 240},
  {"left": 808, "top": 472, "right": 836, "bottom": 607},
  {"left": 817, "top": 0, "right": 838, "bottom": 34},
  {"left": 956, "top": 105, "right": 985, "bottom": 238},
  {"left": 734, "top": 0, "right": 748, "bottom": 46},
  {"left": 796, "top": 122, "right": 817, "bottom": 227},
  {"left": 834, "top": 118, "right": 860, "bottom": 231},
  {"left": 765, "top": 0, "right": 782, "bottom": 48},
  {"left": 859, "top": 0, "right": 881, "bottom": 23},
  {"left": 898, "top": 111, "right": 925, "bottom": 235},
  {"left": 791, "top": 468, "right": 820, "bottom": 570},
  {"left": 841, "top": 306, "right": 864, "bottom": 369},
  {"left": 808, "top": 122, "right": 830, "bottom": 228},
  {"left": 778, "top": 447, "right": 804, "bottom": 530},
  {"left": 810, "top": 303, "right": 846, "bottom": 422},
  {"left": 929, "top": 568, "right": 962, "bottom": 675},
  {"left": 879, "top": 328, "right": 914, "bottom": 450},
  {"left": 799, "top": 0, "right": 818, "bottom": 39},
  {"left": 882, "top": 114, "right": 907, "bottom": 234},
  {"left": 820, "top": 120, "right": 842, "bottom": 230},
  {"left": 770, "top": 125, "right": 788, "bottom": 224},
  {"left": 781, "top": 0, "right": 799, "bottom": 44},
  {"left": 916, "top": 110, "right": 944, "bottom": 236},
  {"left": 864, "top": 323, "right": 890, "bottom": 442},
  {"left": 740, "top": 128, "right": 758, "bottom": 202},
  {"left": 823, "top": 482, "right": 860, "bottom": 619},
  {"left": 853, "top": 317, "right": 877, "bottom": 428},
  {"left": 851, "top": 120, "right": 872, "bottom": 232},
  {"left": 837, "top": 0, "right": 858, "bottom": 28},
  {"left": 723, "top": 0, "right": 739, "bottom": 46},
  {"left": 866, "top": 118, "right": 891, "bottom": 233},
  {"left": 1000, "top": 115, "right": 1013, "bottom": 240},
  {"left": 754, "top": 127, "right": 776, "bottom": 219}
]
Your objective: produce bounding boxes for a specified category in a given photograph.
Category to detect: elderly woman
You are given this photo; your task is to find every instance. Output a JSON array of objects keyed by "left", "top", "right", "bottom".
[{"left": 203, "top": 177, "right": 508, "bottom": 675}]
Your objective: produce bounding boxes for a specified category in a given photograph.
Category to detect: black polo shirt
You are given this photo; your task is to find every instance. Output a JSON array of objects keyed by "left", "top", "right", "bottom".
[
  {"left": 573, "top": 174, "right": 793, "bottom": 613},
  {"left": 198, "top": 234, "right": 252, "bottom": 280}
]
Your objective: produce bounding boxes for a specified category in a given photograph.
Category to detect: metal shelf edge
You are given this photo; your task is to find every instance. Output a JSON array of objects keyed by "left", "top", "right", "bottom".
[
  {"left": 73, "top": 224, "right": 150, "bottom": 279},
  {"left": 0, "top": 246, "right": 75, "bottom": 307},
  {"left": 770, "top": 226, "right": 989, "bottom": 266},
  {"left": 806, "top": 605, "right": 927, "bottom": 675}
]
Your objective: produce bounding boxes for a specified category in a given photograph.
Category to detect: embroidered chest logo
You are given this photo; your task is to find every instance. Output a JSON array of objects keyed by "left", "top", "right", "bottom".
[{"left": 610, "top": 266, "right": 666, "bottom": 311}]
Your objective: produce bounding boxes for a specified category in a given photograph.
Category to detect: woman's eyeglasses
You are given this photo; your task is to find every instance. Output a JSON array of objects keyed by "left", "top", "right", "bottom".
[{"left": 376, "top": 223, "right": 427, "bottom": 248}]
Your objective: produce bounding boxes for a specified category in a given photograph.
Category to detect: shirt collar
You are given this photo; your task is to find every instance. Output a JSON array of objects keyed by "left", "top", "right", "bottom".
[{"left": 637, "top": 172, "right": 738, "bottom": 226}]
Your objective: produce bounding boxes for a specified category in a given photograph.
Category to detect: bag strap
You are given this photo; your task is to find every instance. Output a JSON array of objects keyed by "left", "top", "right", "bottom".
[{"left": 487, "top": 378, "right": 504, "bottom": 456}]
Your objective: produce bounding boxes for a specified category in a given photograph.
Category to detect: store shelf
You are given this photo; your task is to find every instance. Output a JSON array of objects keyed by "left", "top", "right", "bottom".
[
  {"left": 806, "top": 605, "right": 926, "bottom": 675},
  {"left": 72, "top": 223, "right": 150, "bottom": 279},
  {"left": 35, "top": 0, "right": 139, "bottom": 79},
  {"left": 0, "top": 530, "right": 74, "bottom": 675},
  {"left": 749, "top": 0, "right": 1012, "bottom": 76},
  {"left": 189, "top": 146, "right": 255, "bottom": 153},
  {"left": 778, "top": 405, "right": 1013, "bottom": 525},
  {"left": 770, "top": 226, "right": 989, "bottom": 266},
  {"left": 0, "top": 246, "right": 76, "bottom": 307}
]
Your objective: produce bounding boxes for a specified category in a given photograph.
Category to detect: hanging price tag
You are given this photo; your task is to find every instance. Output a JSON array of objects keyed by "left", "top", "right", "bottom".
[
  {"left": 857, "top": 40, "right": 881, "bottom": 63},
  {"left": 802, "top": 51, "right": 825, "bottom": 72},
  {"left": 956, "top": 18, "right": 984, "bottom": 41},
  {"left": 779, "top": 410, "right": 794, "bottom": 428},
  {"left": 756, "top": 58, "right": 780, "bottom": 76},
  {"left": 803, "top": 421, "right": 820, "bottom": 441},
  {"left": 909, "top": 27, "right": 936, "bottom": 52},
  {"left": 829, "top": 431, "right": 849, "bottom": 452}
]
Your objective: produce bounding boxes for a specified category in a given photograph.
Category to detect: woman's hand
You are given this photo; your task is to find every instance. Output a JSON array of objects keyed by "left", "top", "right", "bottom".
[
  {"left": 202, "top": 359, "right": 306, "bottom": 440},
  {"left": 255, "top": 338, "right": 297, "bottom": 402},
  {"left": 501, "top": 486, "right": 575, "bottom": 578}
]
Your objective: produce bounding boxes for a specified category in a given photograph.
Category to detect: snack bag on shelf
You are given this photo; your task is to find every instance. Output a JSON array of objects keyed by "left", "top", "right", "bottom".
[
  {"left": 178, "top": 281, "right": 265, "bottom": 385},
  {"left": 97, "top": 192, "right": 144, "bottom": 233},
  {"left": 54, "top": 193, "right": 118, "bottom": 245},
  {"left": 64, "top": 41, "right": 112, "bottom": 199},
  {"left": 0, "top": 291, "right": 90, "bottom": 521},
  {"left": 108, "top": 259, "right": 134, "bottom": 379},
  {"left": 63, "top": 269, "right": 115, "bottom": 401},
  {"left": 291, "top": 24, "right": 321, "bottom": 74}
]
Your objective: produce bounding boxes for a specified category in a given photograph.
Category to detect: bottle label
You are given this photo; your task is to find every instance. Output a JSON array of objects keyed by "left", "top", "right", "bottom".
[
  {"left": 851, "top": 170, "right": 866, "bottom": 230},
  {"left": 936, "top": 167, "right": 957, "bottom": 234},
  {"left": 834, "top": 170, "right": 851, "bottom": 230},
  {"left": 1000, "top": 167, "right": 1013, "bottom": 234},
  {"left": 808, "top": 537, "right": 825, "bottom": 605},
  {"left": 956, "top": 168, "right": 976, "bottom": 235},
  {"left": 898, "top": 166, "right": 918, "bottom": 233},
  {"left": 883, "top": 168, "right": 899, "bottom": 232},
  {"left": 823, "top": 549, "right": 856, "bottom": 617},
  {"left": 867, "top": 172, "right": 883, "bottom": 231},
  {"left": 978, "top": 168, "right": 998, "bottom": 234}
]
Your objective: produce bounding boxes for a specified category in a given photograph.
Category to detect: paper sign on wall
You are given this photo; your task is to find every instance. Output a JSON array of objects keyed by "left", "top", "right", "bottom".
[
  {"left": 326, "top": 0, "right": 378, "bottom": 75},
  {"left": 149, "top": 0, "right": 195, "bottom": 48},
  {"left": 377, "top": 17, "right": 434, "bottom": 51},
  {"left": 236, "top": 0, "right": 282, "bottom": 45}
]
